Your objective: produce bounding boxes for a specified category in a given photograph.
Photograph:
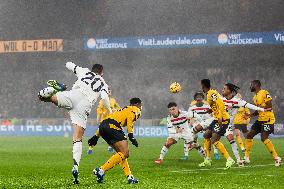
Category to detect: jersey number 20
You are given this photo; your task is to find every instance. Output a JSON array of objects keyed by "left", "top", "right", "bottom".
[{"left": 81, "top": 72, "right": 104, "bottom": 92}]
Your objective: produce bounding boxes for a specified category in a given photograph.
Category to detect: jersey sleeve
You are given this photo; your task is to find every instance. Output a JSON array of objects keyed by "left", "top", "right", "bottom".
[
  {"left": 113, "top": 99, "right": 121, "bottom": 110},
  {"left": 263, "top": 90, "right": 273, "bottom": 103},
  {"left": 215, "top": 98, "right": 225, "bottom": 120},
  {"left": 166, "top": 117, "right": 176, "bottom": 134},
  {"left": 126, "top": 109, "right": 140, "bottom": 134},
  {"left": 100, "top": 87, "right": 111, "bottom": 113},
  {"left": 65, "top": 62, "right": 87, "bottom": 77},
  {"left": 237, "top": 98, "right": 264, "bottom": 111}
]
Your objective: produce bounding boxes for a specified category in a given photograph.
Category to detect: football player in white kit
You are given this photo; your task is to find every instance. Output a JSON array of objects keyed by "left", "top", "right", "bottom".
[
  {"left": 38, "top": 62, "right": 112, "bottom": 184},
  {"left": 154, "top": 102, "right": 206, "bottom": 164},
  {"left": 222, "top": 83, "right": 264, "bottom": 166},
  {"left": 189, "top": 92, "right": 220, "bottom": 160}
]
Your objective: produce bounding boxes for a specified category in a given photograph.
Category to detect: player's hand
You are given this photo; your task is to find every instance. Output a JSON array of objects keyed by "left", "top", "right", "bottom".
[
  {"left": 87, "top": 146, "right": 93, "bottom": 155},
  {"left": 206, "top": 109, "right": 213, "bottom": 114},
  {"left": 264, "top": 107, "right": 272, "bottom": 112},
  {"left": 88, "top": 135, "right": 99, "bottom": 147},
  {"left": 128, "top": 133, "right": 138, "bottom": 147}
]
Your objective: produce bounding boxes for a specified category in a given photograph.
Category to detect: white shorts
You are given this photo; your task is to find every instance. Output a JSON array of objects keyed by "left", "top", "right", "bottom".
[
  {"left": 168, "top": 128, "right": 195, "bottom": 143},
  {"left": 56, "top": 89, "right": 92, "bottom": 129},
  {"left": 193, "top": 117, "right": 214, "bottom": 130}
]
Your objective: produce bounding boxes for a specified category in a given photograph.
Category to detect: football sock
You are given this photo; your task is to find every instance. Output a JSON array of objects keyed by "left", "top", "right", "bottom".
[
  {"left": 214, "top": 141, "right": 230, "bottom": 159},
  {"left": 197, "top": 146, "right": 206, "bottom": 158},
  {"left": 101, "top": 152, "right": 125, "bottom": 172},
  {"left": 236, "top": 135, "right": 245, "bottom": 150},
  {"left": 159, "top": 146, "right": 168, "bottom": 160},
  {"left": 120, "top": 158, "right": 132, "bottom": 177},
  {"left": 245, "top": 139, "right": 253, "bottom": 157},
  {"left": 263, "top": 139, "right": 278, "bottom": 159},
  {"left": 230, "top": 140, "right": 241, "bottom": 161},
  {"left": 72, "top": 140, "right": 82, "bottom": 171},
  {"left": 184, "top": 143, "right": 189, "bottom": 157},
  {"left": 204, "top": 138, "right": 212, "bottom": 158}
]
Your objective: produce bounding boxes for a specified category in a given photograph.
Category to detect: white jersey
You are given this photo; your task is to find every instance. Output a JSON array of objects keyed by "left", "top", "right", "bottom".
[
  {"left": 188, "top": 103, "right": 212, "bottom": 121},
  {"left": 66, "top": 62, "right": 109, "bottom": 107},
  {"left": 222, "top": 95, "right": 264, "bottom": 124},
  {"left": 166, "top": 110, "right": 201, "bottom": 133}
]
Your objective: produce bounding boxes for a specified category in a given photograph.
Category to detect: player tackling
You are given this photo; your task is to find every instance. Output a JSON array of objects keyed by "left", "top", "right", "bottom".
[{"left": 37, "top": 62, "right": 112, "bottom": 184}]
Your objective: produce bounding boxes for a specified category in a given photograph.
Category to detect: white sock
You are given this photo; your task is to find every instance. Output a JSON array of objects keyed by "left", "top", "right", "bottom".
[
  {"left": 39, "top": 87, "right": 56, "bottom": 98},
  {"left": 197, "top": 146, "right": 206, "bottom": 158},
  {"left": 184, "top": 143, "right": 189, "bottom": 157},
  {"left": 159, "top": 146, "right": 168, "bottom": 160},
  {"left": 230, "top": 140, "right": 240, "bottom": 161},
  {"left": 73, "top": 141, "right": 82, "bottom": 170}
]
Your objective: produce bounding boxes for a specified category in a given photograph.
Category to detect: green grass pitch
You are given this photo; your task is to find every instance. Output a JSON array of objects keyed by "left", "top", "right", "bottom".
[{"left": 0, "top": 136, "right": 283, "bottom": 188}]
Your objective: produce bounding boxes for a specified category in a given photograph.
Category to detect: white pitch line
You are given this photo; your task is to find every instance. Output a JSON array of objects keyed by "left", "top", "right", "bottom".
[{"left": 170, "top": 163, "right": 275, "bottom": 173}]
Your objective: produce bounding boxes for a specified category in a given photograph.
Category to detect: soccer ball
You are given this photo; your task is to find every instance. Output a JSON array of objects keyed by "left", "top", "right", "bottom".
[{"left": 169, "top": 82, "right": 182, "bottom": 93}]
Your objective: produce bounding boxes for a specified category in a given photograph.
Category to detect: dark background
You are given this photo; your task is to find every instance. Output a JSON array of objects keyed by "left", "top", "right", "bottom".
[{"left": 0, "top": 0, "right": 283, "bottom": 121}]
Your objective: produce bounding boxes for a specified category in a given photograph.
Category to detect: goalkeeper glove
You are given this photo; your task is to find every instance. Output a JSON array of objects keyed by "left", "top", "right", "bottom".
[{"left": 128, "top": 133, "right": 138, "bottom": 147}]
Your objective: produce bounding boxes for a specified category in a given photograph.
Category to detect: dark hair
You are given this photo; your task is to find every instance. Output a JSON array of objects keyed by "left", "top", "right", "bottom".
[
  {"left": 167, "top": 102, "right": 177, "bottom": 108},
  {"left": 130, "top": 98, "right": 142, "bottom": 105},
  {"left": 225, "top": 83, "right": 240, "bottom": 94},
  {"left": 252, "top": 80, "right": 261, "bottom": 87},
  {"left": 194, "top": 91, "right": 205, "bottom": 100},
  {"left": 92, "top": 64, "right": 103, "bottom": 74},
  {"left": 201, "top": 79, "right": 211, "bottom": 88}
]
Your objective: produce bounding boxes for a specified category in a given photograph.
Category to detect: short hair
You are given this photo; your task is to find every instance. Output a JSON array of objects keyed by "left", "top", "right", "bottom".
[
  {"left": 92, "top": 64, "right": 103, "bottom": 74},
  {"left": 194, "top": 91, "right": 205, "bottom": 100},
  {"left": 167, "top": 102, "right": 177, "bottom": 108},
  {"left": 130, "top": 98, "right": 142, "bottom": 105},
  {"left": 252, "top": 80, "right": 261, "bottom": 87},
  {"left": 225, "top": 83, "right": 240, "bottom": 93},
  {"left": 201, "top": 79, "right": 211, "bottom": 88}
]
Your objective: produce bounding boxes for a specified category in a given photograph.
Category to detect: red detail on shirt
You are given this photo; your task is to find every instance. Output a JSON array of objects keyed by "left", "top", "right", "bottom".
[
  {"left": 223, "top": 100, "right": 238, "bottom": 104},
  {"left": 192, "top": 107, "right": 210, "bottom": 111},
  {"left": 171, "top": 117, "right": 187, "bottom": 122}
]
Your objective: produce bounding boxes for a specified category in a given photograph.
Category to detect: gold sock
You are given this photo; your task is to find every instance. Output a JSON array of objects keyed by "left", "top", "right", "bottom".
[
  {"left": 204, "top": 138, "right": 212, "bottom": 158},
  {"left": 101, "top": 152, "right": 125, "bottom": 172},
  {"left": 263, "top": 139, "right": 278, "bottom": 159},
  {"left": 236, "top": 135, "right": 245, "bottom": 150},
  {"left": 245, "top": 139, "right": 253, "bottom": 157},
  {"left": 120, "top": 158, "right": 132, "bottom": 176},
  {"left": 214, "top": 141, "right": 230, "bottom": 159}
]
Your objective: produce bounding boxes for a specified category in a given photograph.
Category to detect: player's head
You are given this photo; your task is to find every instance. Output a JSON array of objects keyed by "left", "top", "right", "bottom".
[
  {"left": 130, "top": 97, "right": 142, "bottom": 110},
  {"left": 223, "top": 83, "right": 240, "bottom": 96},
  {"left": 167, "top": 102, "right": 179, "bottom": 117},
  {"left": 201, "top": 79, "right": 211, "bottom": 93},
  {"left": 250, "top": 80, "right": 261, "bottom": 92},
  {"left": 92, "top": 64, "right": 104, "bottom": 75},
  {"left": 194, "top": 91, "right": 205, "bottom": 102}
]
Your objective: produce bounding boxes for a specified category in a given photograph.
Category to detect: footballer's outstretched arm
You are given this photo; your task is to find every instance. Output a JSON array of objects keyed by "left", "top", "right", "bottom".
[{"left": 238, "top": 99, "right": 264, "bottom": 111}]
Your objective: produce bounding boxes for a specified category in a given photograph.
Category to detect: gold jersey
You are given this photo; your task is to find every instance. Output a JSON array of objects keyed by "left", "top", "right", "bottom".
[
  {"left": 234, "top": 107, "right": 250, "bottom": 125},
  {"left": 206, "top": 89, "right": 230, "bottom": 121},
  {"left": 253, "top": 89, "right": 275, "bottom": 124},
  {"left": 97, "top": 97, "right": 121, "bottom": 123},
  {"left": 106, "top": 106, "right": 141, "bottom": 134}
]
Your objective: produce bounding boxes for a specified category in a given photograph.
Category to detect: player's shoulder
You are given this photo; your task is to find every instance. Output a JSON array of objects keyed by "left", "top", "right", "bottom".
[{"left": 207, "top": 89, "right": 220, "bottom": 100}]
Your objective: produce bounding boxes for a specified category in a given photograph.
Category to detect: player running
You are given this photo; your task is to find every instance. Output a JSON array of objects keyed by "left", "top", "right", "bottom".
[
  {"left": 234, "top": 106, "right": 250, "bottom": 153},
  {"left": 154, "top": 102, "right": 205, "bottom": 164},
  {"left": 244, "top": 80, "right": 281, "bottom": 166},
  {"left": 199, "top": 79, "right": 235, "bottom": 169},
  {"left": 189, "top": 92, "right": 220, "bottom": 160},
  {"left": 90, "top": 98, "right": 142, "bottom": 184},
  {"left": 38, "top": 62, "right": 112, "bottom": 184},
  {"left": 222, "top": 83, "right": 264, "bottom": 167}
]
